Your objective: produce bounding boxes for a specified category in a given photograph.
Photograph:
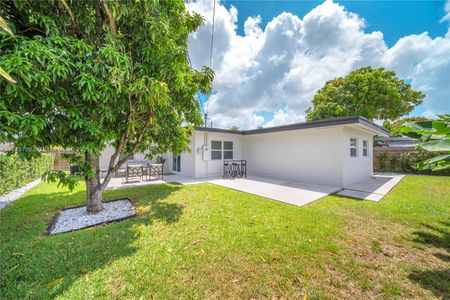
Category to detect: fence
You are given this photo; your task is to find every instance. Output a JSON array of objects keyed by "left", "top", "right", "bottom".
[
  {"left": 373, "top": 146, "right": 449, "bottom": 176},
  {"left": 42, "top": 149, "right": 71, "bottom": 171}
]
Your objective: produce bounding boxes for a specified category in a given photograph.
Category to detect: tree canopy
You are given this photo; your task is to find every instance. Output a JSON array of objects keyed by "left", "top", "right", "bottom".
[
  {"left": 306, "top": 67, "right": 425, "bottom": 121},
  {"left": 0, "top": 0, "right": 214, "bottom": 212}
]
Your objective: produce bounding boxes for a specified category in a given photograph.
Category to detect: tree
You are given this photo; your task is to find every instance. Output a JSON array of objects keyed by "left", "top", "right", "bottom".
[
  {"left": 383, "top": 117, "right": 429, "bottom": 137},
  {"left": 399, "top": 114, "right": 450, "bottom": 171},
  {"left": 0, "top": 1, "right": 214, "bottom": 213},
  {"left": 229, "top": 125, "right": 240, "bottom": 131},
  {"left": 306, "top": 67, "right": 425, "bottom": 121}
]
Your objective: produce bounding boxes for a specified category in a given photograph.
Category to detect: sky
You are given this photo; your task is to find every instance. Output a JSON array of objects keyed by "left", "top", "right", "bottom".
[{"left": 187, "top": 0, "right": 450, "bottom": 129}]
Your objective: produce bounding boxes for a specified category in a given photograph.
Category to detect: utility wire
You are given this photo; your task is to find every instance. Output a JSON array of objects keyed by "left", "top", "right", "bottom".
[{"left": 206, "top": 0, "right": 216, "bottom": 119}]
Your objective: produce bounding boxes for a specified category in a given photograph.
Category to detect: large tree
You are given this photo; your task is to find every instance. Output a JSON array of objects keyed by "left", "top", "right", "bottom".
[
  {"left": 0, "top": 1, "right": 213, "bottom": 212},
  {"left": 306, "top": 66, "right": 425, "bottom": 121}
]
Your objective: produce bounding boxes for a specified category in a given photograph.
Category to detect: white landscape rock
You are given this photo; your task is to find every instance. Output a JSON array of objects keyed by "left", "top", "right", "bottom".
[
  {"left": 0, "top": 179, "right": 41, "bottom": 209},
  {"left": 49, "top": 199, "right": 136, "bottom": 235}
]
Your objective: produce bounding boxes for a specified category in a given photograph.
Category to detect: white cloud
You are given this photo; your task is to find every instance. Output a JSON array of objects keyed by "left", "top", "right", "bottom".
[
  {"left": 441, "top": 0, "right": 450, "bottom": 22},
  {"left": 187, "top": 0, "right": 450, "bottom": 129}
]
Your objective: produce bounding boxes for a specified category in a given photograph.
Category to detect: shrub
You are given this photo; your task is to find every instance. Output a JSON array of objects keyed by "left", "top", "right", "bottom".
[
  {"left": 0, "top": 153, "right": 54, "bottom": 196},
  {"left": 390, "top": 156, "right": 398, "bottom": 172},
  {"left": 378, "top": 153, "right": 387, "bottom": 171},
  {"left": 399, "top": 153, "right": 410, "bottom": 172}
]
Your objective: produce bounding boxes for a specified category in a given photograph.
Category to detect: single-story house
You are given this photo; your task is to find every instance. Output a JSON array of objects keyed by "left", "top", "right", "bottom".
[{"left": 100, "top": 116, "right": 389, "bottom": 188}]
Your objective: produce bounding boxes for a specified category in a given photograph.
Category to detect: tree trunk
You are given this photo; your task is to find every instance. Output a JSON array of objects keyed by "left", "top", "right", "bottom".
[{"left": 85, "top": 153, "right": 103, "bottom": 213}]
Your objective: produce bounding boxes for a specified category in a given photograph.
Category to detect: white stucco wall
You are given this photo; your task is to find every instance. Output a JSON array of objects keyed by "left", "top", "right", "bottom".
[
  {"left": 167, "top": 135, "right": 196, "bottom": 178},
  {"left": 242, "top": 127, "right": 345, "bottom": 186},
  {"left": 341, "top": 126, "right": 374, "bottom": 187},
  {"left": 193, "top": 131, "right": 243, "bottom": 178},
  {"left": 99, "top": 145, "right": 169, "bottom": 173}
]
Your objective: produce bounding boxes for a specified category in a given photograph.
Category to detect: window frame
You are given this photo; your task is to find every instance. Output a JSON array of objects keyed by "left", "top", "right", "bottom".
[
  {"left": 210, "top": 140, "right": 234, "bottom": 160},
  {"left": 350, "top": 137, "right": 358, "bottom": 157},
  {"left": 223, "top": 141, "right": 234, "bottom": 160},
  {"left": 362, "top": 140, "right": 369, "bottom": 157},
  {"left": 211, "top": 140, "right": 222, "bottom": 160}
]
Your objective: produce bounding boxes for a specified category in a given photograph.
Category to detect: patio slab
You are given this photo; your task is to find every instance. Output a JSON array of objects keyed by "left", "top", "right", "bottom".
[
  {"left": 209, "top": 176, "right": 341, "bottom": 207},
  {"left": 337, "top": 175, "right": 404, "bottom": 201}
]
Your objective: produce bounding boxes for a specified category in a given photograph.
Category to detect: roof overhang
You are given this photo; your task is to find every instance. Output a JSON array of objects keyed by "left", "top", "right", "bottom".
[{"left": 195, "top": 116, "right": 389, "bottom": 136}]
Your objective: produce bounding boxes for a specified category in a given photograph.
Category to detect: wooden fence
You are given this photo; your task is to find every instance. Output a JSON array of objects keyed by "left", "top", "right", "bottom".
[
  {"left": 43, "top": 149, "right": 71, "bottom": 171},
  {"left": 373, "top": 146, "right": 413, "bottom": 172}
]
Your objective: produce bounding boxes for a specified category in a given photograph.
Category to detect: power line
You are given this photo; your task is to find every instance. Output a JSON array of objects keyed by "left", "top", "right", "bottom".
[{"left": 206, "top": 0, "right": 216, "bottom": 118}]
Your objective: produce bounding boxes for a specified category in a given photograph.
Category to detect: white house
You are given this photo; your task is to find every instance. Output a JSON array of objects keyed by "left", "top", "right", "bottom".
[{"left": 100, "top": 116, "right": 389, "bottom": 188}]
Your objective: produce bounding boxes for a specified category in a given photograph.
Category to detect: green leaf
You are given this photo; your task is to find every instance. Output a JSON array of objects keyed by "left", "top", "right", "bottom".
[
  {"left": 419, "top": 139, "right": 450, "bottom": 152},
  {"left": 0, "top": 67, "right": 17, "bottom": 83}
]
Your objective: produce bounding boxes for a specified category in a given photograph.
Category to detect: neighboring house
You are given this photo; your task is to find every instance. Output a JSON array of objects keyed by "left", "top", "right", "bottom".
[
  {"left": 100, "top": 116, "right": 389, "bottom": 187},
  {"left": 374, "top": 137, "right": 419, "bottom": 148}
]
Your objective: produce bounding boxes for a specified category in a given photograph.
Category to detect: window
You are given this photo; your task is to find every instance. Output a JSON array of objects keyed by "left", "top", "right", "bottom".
[
  {"left": 223, "top": 141, "right": 233, "bottom": 159},
  {"left": 350, "top": 138, "right": 358, "bottom": 157},
  {"left": 211, "top": 140, "right": 222, "bottom": 160},
  {"left": 211, "top": 140, "right": 234, "bottom": 160},
  {"left": 363, "top": 140, "right": 369, "bottom": 157}
]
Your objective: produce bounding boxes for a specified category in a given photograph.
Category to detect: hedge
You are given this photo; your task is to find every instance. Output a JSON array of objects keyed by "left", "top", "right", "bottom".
[{"left": 0, "top": 153, "right": 54, "bottom": 196}]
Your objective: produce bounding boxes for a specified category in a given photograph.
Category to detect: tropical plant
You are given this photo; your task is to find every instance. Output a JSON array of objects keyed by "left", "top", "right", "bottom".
[
  {"left": 383, "top": 117, "right": 429, "bottom": 137},
  {"left": 306, "top": 67, "right": 425, "bottom": 121},
  {"left": 399, "top": 114, "right": 450, "bottom": 171},
  {"left": 0, "top": 1, "right": 214, "bottom": 212},
  {"left": 155, "top": 156, "right": 166, "bottom": 165},
  {"left": 229, "top": 125, "right": 240, "bottom": 131}
]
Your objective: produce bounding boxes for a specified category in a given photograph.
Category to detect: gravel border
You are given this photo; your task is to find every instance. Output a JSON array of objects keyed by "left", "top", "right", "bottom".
[
  {"left": 0, "top": 179, "right": 41, "bottom": 210},
  {"left": 47, "top": 198, "right": 137, "bottom": 235}
]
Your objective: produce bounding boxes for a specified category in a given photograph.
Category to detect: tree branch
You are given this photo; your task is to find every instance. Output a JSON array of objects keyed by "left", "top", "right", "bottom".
[{"left": 101, "top": 0, "right": 116, "bottom": 36}]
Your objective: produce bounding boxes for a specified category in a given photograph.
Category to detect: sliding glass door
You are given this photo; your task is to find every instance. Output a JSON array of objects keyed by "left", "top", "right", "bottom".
[{"left": 172, "top": 154, "right": 181, "bottom": 172}]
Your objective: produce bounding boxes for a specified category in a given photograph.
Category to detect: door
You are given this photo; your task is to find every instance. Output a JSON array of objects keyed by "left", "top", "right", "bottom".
[{"left": 172, "top": 154, "right": 181, "bottom": 172}]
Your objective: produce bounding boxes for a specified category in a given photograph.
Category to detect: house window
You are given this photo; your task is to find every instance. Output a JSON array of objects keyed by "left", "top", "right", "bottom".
[
  {"left": 211, "top": 140, "right": 234, "bottom": 160},
  {"left": 350, "top": 138, "right": 358, "bottom": 157},
  {"left": 363, "top": 140, "right": 369, "bottom": 157},
  {"left": 211, "top": 140, "right": 222, "bottom": 160},
  {"left": 223, "top": 141, "right": 233, "bottom": 159}
]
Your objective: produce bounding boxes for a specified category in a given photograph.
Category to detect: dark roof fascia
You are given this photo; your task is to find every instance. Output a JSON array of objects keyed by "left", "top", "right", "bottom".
[
  {"left": 195, "top": 127, "right": 243, "bottom": 134},
  {"left": 195, "top": 116, "right": 389, "bottom": 136}
]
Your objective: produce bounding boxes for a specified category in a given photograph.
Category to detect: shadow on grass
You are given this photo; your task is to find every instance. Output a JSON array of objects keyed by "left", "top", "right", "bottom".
[
  {"left": 408, "top": 220, "right": 450, "bottom": 298},
  {"left": 0, "top": 183, "right": 182, "bottom": 299}
]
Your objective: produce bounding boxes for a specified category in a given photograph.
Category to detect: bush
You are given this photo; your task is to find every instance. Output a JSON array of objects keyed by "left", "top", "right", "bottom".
[
  {"left": 378, "top": 153, "right": 387, "bottom": 171},
  {"left": 0, "top": 153, "right": 54, "bottom": 196},
  {"left": 390, "top": 156, "right": 398, "bottom": 172}
]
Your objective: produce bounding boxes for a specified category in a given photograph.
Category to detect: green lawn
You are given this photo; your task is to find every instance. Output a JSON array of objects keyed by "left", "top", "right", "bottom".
[{"left": 1, "top": 176, "right": 449, "bottom": 299}]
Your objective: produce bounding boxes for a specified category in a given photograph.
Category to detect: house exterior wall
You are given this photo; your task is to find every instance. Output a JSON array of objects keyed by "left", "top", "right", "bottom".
[
  {"left": 166, "top": 135, "right": 196, "bottom": 178},
  {"left": 341, "top": 126, "right": 374, "bottom": 187},
  {"left": 242, "top": 127, "right": 344, "bottom": 186},
  {"left": 99, "top": 145, "right": 169, "bottom": 173},
  {"left": 193, "top": 131, "right": 243, "bottom": 178}
]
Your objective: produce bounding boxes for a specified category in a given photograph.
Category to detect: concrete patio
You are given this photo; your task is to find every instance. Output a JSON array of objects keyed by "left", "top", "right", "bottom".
[
  {"left": 106, "top": 173, "right": 404, "bottom": 206},
  {"left": 106, "top": 174, "right": 341, "bottom": 207},
  {"left": 337, "top": 174, "right": 405, "bottom": 201}
]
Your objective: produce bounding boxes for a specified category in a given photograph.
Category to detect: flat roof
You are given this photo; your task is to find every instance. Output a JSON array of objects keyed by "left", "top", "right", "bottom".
[{"left": 196, "top": 116, "right": 389, "bottom": 136}]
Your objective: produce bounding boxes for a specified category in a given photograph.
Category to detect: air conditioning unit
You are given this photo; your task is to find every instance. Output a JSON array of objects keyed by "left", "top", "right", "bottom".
[{"left": 202, "top": 145, "right": 210, "bottom": 161}]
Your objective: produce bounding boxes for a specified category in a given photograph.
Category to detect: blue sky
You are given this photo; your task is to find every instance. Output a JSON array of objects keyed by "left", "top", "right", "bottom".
[
  {"left": 187, "top": 0, "right": 450, "bottom": 128},
  {"left": 224, "top": 1, "right": 448, "bottom": 47}
]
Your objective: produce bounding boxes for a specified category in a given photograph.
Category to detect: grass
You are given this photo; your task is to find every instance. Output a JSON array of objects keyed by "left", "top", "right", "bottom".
[{"left": 0, "top": 175, "right": 449, "bottom": 299}]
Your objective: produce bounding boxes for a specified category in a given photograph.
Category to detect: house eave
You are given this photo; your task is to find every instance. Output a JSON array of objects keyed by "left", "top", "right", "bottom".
[{"left": 195, "top": 116, "right": 389, "bottom": 136}]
